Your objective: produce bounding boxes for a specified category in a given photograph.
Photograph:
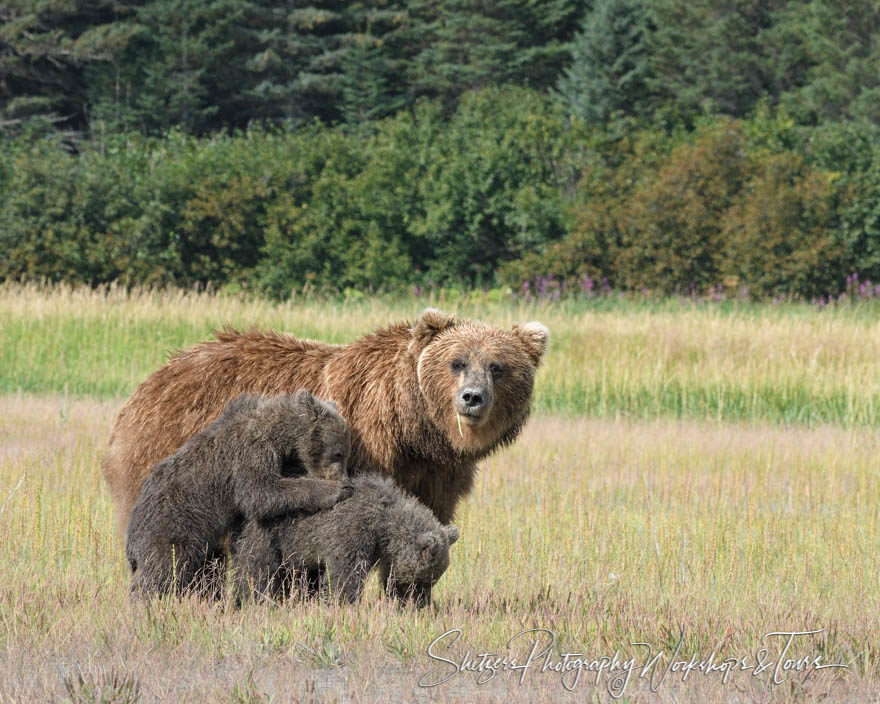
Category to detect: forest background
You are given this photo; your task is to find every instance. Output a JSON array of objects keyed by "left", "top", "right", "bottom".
[{"left": 4, "top": 0, "right": 880, "bottom": 300}]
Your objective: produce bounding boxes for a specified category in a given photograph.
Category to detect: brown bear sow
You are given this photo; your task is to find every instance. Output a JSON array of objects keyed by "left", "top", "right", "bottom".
[
  {"left": 125, "top": 391, "right": 351, "bottom": 598},
  {"left": 234, "top": 474, "right": 459, "bottom": 607},
  {"left": 104, "top": 309, "right": 549, "bottom": 533}
]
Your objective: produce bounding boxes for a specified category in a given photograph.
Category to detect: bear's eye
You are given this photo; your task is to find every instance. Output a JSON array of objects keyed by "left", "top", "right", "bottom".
[
  {"left": 333, "top": 451, "right": 344, "bottom": 461},
  {"left": 450, "top": 359, "right": 466, "bottom": 373},
  {"left": 489, "top": 362, "right": 504, "bottom": 379}
]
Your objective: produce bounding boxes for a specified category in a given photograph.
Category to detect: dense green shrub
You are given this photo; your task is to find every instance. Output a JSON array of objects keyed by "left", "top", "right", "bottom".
[
  {"left": 613, "top": 121, "right": 749, "bottom": 293},
  {"left": 501, "top": 117, "right": 849, "bottom": 299},
  {"left": 255, "top": 122, "right": 414, "bottom": 296},
  {"left": 719, "top": 152, "right": 846, "bottom": 299},
  {"left": 1, "top": 87, "right": 579, "bottom": 294},
  {"left": 1, "top": 129, "right": 304, "bottom": 288},
  {"left": 256, "top": 87, "right": 579, "bottom": 293},
  {"left": 3, "top": 97, "right": 880, "bottom": 301},
  {"left": 408, "top": 88, "right": 578, "bottom": 285},
  {"left": 796, "top": 120, "right": 880, "bottom": 285},
  {"left": 501, "top": 121, "right": 741, "bottom": 293}
]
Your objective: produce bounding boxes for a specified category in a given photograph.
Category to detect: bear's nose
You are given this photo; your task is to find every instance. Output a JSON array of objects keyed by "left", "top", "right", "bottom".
[{"left": 460, "top": 388, "right": 485, "bottom": 410}]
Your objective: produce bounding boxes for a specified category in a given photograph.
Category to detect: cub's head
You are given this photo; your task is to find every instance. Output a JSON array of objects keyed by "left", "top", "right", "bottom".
[
  {"left": 385, "top": 523, "right": 460, "bottom": 608},
  {"left": 410, "top": 309, "right": 549, "bottom": 454},
  {"left": 289, "top": 389, "right": 351, "bottom": 480}
]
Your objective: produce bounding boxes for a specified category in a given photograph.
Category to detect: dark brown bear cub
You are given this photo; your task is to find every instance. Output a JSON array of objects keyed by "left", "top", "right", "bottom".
[
  {"left": 125, "top": 390, "right": 351, "bottom": 598},
  {"left": 234, "top": 474, "right": 459, "bottom": 608}
]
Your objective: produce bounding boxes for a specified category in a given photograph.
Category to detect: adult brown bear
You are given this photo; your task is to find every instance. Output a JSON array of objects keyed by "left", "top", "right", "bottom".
[{"left": 103, "top": 309, "right": 549, "bottom": 535}]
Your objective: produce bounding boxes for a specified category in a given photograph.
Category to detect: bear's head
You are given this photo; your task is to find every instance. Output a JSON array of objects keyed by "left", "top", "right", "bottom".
[
  {"left": 384, "top": 523, "right": 460, "bottom": 608},
  {"left": 411, "top": 309, "right": 549, "bottom": 455},
  {"left": 298, "top": 390, "right": 351, "bottom": 480},
  {"left": 268, "top": 390, "right": 350, "bottom": 480}
]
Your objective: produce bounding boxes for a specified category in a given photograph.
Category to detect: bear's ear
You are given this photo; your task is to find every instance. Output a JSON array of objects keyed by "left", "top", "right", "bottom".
[
  {"left": 444, "top": 525, "right": 460, "bottom": 545},
  {"left": 323, "top": 399, "right": 339, "bottom": 413},
  {"left": 292, "top": 388, "right": 312, "bottom": 405},
  {"left": 293, "top": 388, "right": 322, "bottom": 417},
  {"left": 408, "top": 308, "right": 456, "bottom": 354},
  {"left": 512, "top": 321, "right": 550, "bottom": 366}
]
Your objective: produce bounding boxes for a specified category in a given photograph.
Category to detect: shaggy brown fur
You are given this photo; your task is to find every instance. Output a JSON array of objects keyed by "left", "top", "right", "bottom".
[
  {"left": 104, "top": 309, "right": 549, "bottom": 533},
  {"left": 233, "top": 474, "right": 459, "bottom": 607},
  {"left": 125, "top": 391, "right": 351, "bottom": 598}
]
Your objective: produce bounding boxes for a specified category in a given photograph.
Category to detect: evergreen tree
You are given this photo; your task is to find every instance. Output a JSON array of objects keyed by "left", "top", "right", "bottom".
[
  {"left": 647, "top": 0, "right": 791, "bottom": 119},
  {"left": 85, "top": 0, "right": 256, "bottom": 135},
  {"left": 557, "top": 0, "right": 654, "bottom": 123},
  {"left": 775, "top": 0, "right": 880, "bottom": 124},
  {"left": 0, "top": 0, "right": 127, "bottom": 133},
  {"left": 339, "top": 33, "right": 399, "bottom": 125},
  {"left": 243, "top": 1, "right": 407, "bottom": 126},
  {"left": 244, "top": 3, "right": 348, "bottom": 125},
  {"left": 404, "top": 0, "right": 585, "bottom": 110}
]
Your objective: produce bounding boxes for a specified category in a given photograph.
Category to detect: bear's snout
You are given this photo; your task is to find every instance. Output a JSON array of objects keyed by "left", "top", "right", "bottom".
[
  {"left": 455, "top": 377, "right": 494, "bottom": 424},
  {"left": 460, "top": 387, "right": 485, "bottom": 411}
]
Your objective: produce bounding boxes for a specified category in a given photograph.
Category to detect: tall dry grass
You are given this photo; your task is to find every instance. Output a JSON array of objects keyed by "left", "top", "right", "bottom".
[{"left": 0, "top": 396, "right": 875, "bottom": 702}]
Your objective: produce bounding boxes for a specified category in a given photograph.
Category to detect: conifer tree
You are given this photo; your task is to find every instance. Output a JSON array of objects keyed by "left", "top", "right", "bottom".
[{"left": 557, "top": 0, "right": 654, "bottom": 122}]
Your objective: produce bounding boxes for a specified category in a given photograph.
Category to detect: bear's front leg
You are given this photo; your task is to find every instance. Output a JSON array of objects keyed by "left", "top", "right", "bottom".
[
  {"left": 243, "top": 478, "right": 353, "bottom": 520},
  {"left": 230, "top": 522, "right": 286, "bottom": 604},
  {"left": 322, "top": 557, "right": 369, "bottom": 604}
]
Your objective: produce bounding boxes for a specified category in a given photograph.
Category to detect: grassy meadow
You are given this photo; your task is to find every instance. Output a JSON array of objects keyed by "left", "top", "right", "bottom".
[
  {"left": 1, "top": 283, "right": 878, "bottom": 702},
  {"left": 4, "top": 282, "right": 880, "bottom": 426}
]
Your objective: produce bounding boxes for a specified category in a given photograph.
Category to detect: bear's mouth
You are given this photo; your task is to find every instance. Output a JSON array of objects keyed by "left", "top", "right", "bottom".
[{"left": 456, "top": 411, "right": 487, "bottom": 427}]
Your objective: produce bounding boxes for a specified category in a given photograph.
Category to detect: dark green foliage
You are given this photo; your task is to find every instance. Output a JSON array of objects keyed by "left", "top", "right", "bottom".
[
  {"left": 838, "top": 167, "right": 880, "bottom": 285},
  {"left": 4, "top": 98, "right": 879, "bottom": 300},
  {"left": 339, "top": 33, "right": 402, "bottom": 125},
  {"left": 404, "top": 0, "right": 584, "bottom": 109},
  {"left": 796, "top": 120, "right": 880, "bottom": 284},
  {"left": 408, "top": 88, "right": 578, "bottom": 284},
  {"left": 646, "top": 0, "right": 791, "bottom": 119},
  {"left": 2, "top": 0, "right": 586, "bottom": 134},
  {"left": 558, "top": 0, "right": 656, "bottom": 123},
  {"left": 8, "top": 0, "right": 880, "bottom": 300},
  {"left": 613, "top": 122, "right": 749, "bottom": 293},
  {"left": 242, "top": 1, "right": 411, "bottom": 127},
  {"left": 258, "top": 87, "right": 578, "bottom": 292},
  {"left": 0, "top": 88, "right": 577, "bottom": 293},
  {"left": 500, "top": 117, "right": 852, "bottom": 299},
  {"left": 0, "top": 128, "right": 318, "bottom": 287},
  {"left": 254, "top": 121, "right": 417, "bottom": 295},
  {"left": 720, "top": 151, "right": 847, "bottom": 298},
  {"left": 775, "top": 0, "right": 880, "bottom": 125},
  {"left": 9, "top": 0, "right": 880, "bottom": 135},
  {"left": 85, "top": 0, "right": 258, "bottom": 135},
  {"left": 0, "top": 0, "right": 126, "bottom": 133}
]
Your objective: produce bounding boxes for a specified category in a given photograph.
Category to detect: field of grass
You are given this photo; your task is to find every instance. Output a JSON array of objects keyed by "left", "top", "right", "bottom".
[
  {"left": 3, "top": 281, "right": 880, "bottom": 426},
  {"left": 1, "top": 284, "right": 878, "bottom": 702}
]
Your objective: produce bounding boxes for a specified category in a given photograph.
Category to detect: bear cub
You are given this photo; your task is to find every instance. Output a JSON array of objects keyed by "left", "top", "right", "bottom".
[
  {"left": 234, "top": 474, "right": 459, "bottom": 607},
  {"left": 126, "top": 390, "right": 351, "bottom": 598}
]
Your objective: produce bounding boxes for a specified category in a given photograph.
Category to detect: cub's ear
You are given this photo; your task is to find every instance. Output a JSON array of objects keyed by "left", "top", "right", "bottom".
[
  {"left": 444, "top": 525, "right": 460, "bottom": 545},
  {"left": 323, "top": 399, "right": 340, "bottom": 413},
  {"left": 292, "top": 388, "right": 313, "bottom": 405},
  {"left": 512, "top": 322, "right": 550, "bottom": 366},
  {"left": 292, "top": 388, "right": 322, "bottom": 417},
  {"left": 408, "top": 308, "right": 456, "bottom": 354}
]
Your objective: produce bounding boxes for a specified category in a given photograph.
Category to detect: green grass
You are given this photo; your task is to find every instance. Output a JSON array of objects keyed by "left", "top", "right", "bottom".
[{"left": 3, "top": 282, "right": 880, "bottom": 426}]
